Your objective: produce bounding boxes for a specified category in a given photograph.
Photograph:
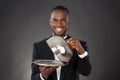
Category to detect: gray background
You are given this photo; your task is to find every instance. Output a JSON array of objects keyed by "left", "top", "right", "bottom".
[{"left": 0, "top": 0, "right": 120, "bottom": 80}]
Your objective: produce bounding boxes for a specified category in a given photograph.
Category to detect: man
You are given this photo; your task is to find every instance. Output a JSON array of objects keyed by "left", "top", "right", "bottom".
[{"left": 31, "top": 5, "right": 92, "bottom": 80}]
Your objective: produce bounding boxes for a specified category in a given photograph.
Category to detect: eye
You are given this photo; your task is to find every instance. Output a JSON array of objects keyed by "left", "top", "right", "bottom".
[
  {"left": 61, "top": 19, "right": 67, "bottom": 23},
  {"left": 52, "top": 18, "right": 58, "bottom": 22}
]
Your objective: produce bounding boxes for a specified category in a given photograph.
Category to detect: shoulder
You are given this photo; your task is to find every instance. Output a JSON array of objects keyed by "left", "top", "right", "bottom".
[
  {"left": 80, "top": 40, "right": 87, "bottom": 45},
  {"left": 79, "top": 39, "right": 87, "bottom": 46},
  {"left": 68, "top": 35, "right": 87, "bottom": 44},
  {"left": 79, "top": 40, "right": 88, "bottom": 51}
]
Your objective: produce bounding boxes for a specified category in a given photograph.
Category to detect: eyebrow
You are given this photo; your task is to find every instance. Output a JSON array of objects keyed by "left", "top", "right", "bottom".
[{"left": 51, "top": 18, "right": 67, "bottom": 20}]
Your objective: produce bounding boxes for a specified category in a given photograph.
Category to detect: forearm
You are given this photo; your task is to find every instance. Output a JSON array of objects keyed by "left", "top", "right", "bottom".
[{"left": 78, "top": 56, "right": 92, "bottom": 76}]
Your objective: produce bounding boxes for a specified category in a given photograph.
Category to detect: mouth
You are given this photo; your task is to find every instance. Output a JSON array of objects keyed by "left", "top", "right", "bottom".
[
  {"left": 56, "top": 27, "right": 63, "bottom": 32},
  {"left": 53, "top": 27, "right": 67, "bottom": 36}
]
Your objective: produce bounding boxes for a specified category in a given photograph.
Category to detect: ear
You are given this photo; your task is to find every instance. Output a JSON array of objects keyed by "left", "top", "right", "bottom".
[
  {"left": 68, "top": 18, "right": 72, "bottom": 25},
  {"left": 49, "top": 18, "right": 51, "bottom": 25}
]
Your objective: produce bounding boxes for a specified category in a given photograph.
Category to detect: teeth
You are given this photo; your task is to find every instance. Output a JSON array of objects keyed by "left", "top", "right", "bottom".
[{"left": 56, "top": 28, "right": 62, "bottom": 31}]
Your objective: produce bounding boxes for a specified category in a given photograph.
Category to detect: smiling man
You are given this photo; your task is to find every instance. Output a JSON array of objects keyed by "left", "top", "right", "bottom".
[
  {"left": 49, "top": 7, "right": 71, "bottom": 37},
  {"left": 31, "top": 5, "right": 92, "bottom": 80}
]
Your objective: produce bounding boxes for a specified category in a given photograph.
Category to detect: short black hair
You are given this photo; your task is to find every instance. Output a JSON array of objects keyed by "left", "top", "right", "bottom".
[{"left": 51, "top": 5, "right": 70, "bottom": 15}]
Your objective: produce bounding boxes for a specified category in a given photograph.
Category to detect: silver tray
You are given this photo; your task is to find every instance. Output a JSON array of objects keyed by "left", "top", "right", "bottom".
[{"left": 32, "top": 59, "right": 65, "bottom": 67}]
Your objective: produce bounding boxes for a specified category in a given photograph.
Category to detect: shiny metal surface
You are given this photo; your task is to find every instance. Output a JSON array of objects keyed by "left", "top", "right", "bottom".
[
  {"left": 46, "top": 36, "right": 72, "bottom": 63},
  {"left": 32, "top": 59, "right": 65, "bottom": 66}
]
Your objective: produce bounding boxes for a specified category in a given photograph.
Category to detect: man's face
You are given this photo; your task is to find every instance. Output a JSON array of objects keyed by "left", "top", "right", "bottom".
[{"left": 49, "top": 10, "right": 71, "bottom": 36}]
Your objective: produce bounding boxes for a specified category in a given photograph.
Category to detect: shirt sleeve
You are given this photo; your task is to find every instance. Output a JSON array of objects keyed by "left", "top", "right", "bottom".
[
  {"left": 40, "top": 73, "right": 45, "bottom": 80},
  {"left": 78, "top": 51, "right": 88, "bottom": 59}
]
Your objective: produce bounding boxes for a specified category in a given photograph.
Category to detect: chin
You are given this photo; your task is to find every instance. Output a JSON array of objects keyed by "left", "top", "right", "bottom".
[
  {"left": 54, "top": 32, "right": 63, "bottom": 36},
  {"left": 53, "top": 30, "right": 66, "bottom": 36}
]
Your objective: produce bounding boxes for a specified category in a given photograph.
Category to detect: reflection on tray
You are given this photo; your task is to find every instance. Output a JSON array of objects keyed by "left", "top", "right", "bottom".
[{"left": 32, "top": 59, "right": 65, "bottom": 67}]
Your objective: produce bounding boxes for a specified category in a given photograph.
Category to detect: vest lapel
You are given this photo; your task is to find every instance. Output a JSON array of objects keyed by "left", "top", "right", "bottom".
[{"left": 43, "top": 40, "right": 55, "bottom": 60}]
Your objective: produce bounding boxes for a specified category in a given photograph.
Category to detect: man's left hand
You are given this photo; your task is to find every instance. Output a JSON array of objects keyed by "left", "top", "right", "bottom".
[{"left": 67, "top": 37, "right": 85, "bottom": 55}]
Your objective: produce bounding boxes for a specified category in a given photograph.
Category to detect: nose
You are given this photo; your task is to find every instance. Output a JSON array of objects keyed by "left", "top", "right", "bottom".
[{"left": 56, "top": 21, "right": 62, "bottom": 27}]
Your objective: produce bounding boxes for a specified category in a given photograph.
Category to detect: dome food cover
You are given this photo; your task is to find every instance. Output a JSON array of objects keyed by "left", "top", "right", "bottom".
[{"left": 46, "top": 36, "right": 72, "bottom": 63}]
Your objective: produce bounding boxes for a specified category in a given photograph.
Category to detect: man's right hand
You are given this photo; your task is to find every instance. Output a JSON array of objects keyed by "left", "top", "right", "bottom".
[{"left": 39, "top": 66, "right": 58, "bottom": 79}]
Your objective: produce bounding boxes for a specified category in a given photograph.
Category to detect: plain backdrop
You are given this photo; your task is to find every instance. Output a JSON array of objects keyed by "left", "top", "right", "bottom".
[{"left": 0, "top": 0, "right": 120, "bottom": 80}]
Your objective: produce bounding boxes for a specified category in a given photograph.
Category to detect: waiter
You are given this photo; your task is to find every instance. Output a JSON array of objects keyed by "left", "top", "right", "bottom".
[{"left": 31, "top": 5, "right": 92, "bottom": 80}]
